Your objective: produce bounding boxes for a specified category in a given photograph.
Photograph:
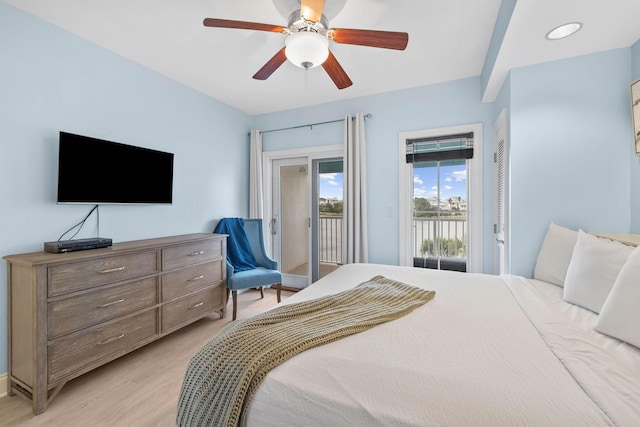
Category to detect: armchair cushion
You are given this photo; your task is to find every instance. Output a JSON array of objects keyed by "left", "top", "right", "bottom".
[{"left": 227, "top": 267, "right": 282, "bottom": 291}]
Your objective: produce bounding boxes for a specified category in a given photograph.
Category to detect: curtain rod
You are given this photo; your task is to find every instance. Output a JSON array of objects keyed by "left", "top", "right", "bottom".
[{"left": 256, "top": 113, "right": 372, "bottom": 135}]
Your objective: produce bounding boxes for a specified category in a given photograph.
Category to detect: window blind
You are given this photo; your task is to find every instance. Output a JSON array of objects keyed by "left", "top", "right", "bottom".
[{"left": 405, "top": 132, "right": 473, "bottom": 163}]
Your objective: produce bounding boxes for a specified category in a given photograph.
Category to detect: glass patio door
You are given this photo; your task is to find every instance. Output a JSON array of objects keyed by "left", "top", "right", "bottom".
[
  {"left": 266, "top": 145, "right": 344, "bottom": 289},
  {"left": 312, "top": 158, "right": 343, "bottom": 281},
  {"left": 413, "top": 159, "right": 468, "bottom": 271},
  {"left": 407, "top": 132, "right": 473, "bottom": 272}
]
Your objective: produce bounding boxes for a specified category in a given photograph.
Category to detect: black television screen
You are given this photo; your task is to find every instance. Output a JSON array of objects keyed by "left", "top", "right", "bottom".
[{"left": 57, "top": 132, "right": 174, "bottom": 204}]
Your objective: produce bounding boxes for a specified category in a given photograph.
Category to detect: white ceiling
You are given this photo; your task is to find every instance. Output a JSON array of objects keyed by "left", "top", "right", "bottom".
[{"left": 5, "top": 0, "right": 640, "bottom": 115}]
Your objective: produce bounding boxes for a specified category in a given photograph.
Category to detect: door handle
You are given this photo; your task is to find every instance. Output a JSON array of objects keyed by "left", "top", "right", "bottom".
[{"left": 270, "top": 218, "right": 277, "bottom": 235}]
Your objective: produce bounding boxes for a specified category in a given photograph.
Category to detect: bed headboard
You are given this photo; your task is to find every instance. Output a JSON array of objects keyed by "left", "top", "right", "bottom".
[{"left": 593, "top": 233, "right": 640, "bottom": 247}]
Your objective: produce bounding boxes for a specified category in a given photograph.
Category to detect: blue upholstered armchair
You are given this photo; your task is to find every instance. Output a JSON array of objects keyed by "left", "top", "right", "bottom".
[{"left": 216, "top": 218, "right": 282, "bottom": 320}]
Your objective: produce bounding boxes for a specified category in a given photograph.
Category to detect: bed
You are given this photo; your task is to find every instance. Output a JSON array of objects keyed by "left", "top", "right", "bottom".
[{"left": 178, "top": 226, "right": 640, "bottom": 426}]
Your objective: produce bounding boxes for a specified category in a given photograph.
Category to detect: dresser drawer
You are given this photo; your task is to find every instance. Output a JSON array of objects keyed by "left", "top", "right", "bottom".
[
  {"left": 162, "top": 260, "right": 223, "bottom": 301},
  {"left": 48, "top": 309, "right": 158, "bottom": 383},
  {"left": 161, "top": 286, "right": 223, "bottom": 332},
  {"left": 48, "top": 251, "right": 159, "bottom": 296},
  {"left": 162, "top": 239, "right": 223, "bottom": 271},
  {"left": 48, "top": 277, "right": 158, "bottom": 339}
]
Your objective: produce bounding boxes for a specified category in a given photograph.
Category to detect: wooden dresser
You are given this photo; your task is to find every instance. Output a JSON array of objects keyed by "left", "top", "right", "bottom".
[{"left": 3, "top": 233, "right": 227, "bottom": 414}]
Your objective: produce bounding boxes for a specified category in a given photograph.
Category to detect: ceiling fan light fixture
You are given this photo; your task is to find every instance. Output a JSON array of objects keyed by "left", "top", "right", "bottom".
[{"left": 285, "top": 31, "right": 329, "bottom": 69}]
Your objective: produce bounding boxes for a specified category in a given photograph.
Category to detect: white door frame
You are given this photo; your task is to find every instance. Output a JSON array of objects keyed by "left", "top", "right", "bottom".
[
  {"left": 398, "top": 123, "right": 483, "bottom": 273},
  {"left": 263, "top": 144, "right": 343, "bottom": 286}
]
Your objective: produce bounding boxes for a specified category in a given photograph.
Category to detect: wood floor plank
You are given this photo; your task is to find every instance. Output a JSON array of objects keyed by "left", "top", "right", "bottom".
[{"left": 0, "top": 288, "right": 292, "bottom": 427}]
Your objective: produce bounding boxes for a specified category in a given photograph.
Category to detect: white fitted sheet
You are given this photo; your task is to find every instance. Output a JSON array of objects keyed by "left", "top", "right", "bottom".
[{"left": 241, "top": 263, "right": 638, "bottom": 426}]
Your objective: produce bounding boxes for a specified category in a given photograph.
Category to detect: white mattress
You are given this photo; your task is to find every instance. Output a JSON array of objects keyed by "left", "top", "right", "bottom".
[{"left": 243, "top": 263, "right": 640, "bottom": 426}]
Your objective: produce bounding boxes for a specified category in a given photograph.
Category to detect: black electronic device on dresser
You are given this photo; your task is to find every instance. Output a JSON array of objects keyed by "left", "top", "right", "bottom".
[{"left": 44, "top": 237, "right": 113, "bottom": 253}]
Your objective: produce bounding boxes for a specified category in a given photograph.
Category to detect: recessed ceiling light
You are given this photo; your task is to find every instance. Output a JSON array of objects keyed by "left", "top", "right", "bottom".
[{"left": 545, "top": 22, "right": 583, "bottom": 40}]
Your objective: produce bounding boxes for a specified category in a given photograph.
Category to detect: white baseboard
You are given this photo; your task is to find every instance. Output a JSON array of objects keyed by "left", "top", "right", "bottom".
[{"left": 0, "top": 373, "right": 7, "bottom": 398}]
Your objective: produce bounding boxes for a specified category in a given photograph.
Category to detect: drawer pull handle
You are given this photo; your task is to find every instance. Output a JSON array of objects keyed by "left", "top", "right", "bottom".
[
  {"left": 189, "top": 302, "right": 204, "bottom": 309},
  {"left": 97, "top": 298, "right": 125, "bottom": 308},
  {"left": 97, "top": 333, "right": 125, "bottom": 346},
  {"left": 188, "top": 251, "right": 205, "bottom": 256},
  {"left": 99, "top": 266, "right": 126, "bottom": 274},
  {"left": 188, "top": 275, "right": 205, "bottom": 282}
]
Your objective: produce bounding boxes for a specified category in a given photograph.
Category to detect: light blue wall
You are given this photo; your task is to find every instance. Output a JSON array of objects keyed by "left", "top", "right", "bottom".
[
  {"left": 254, "top": 77, "right": 495, "bottom": 270},
  {"left": 508, "top": 48, "right": 632, "bottom": 276},
  {"left": 631, "top": 39, "right": 640, "bottom": 233},
  {"left": 633, "top": 39, "right": 640, "bottom": 79},
  {"left": 0, "top": 3, "right": 251, "bottom": 374}
]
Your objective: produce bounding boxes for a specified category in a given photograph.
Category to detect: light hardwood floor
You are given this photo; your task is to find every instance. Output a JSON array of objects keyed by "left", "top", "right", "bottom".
[{"left": 0, "top": 288, "right": 293, "bottom": 427}]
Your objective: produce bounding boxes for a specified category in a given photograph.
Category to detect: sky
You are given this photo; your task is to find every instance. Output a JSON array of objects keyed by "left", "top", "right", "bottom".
[
  {"left": 319, "top": 172, "right": 343, "bottom": 199},
  {"left": 318, "top": 164, "right": 467, "bottom": 201},
  {"left": 413, "top": 164, "right": 467, "bottom": 200}
]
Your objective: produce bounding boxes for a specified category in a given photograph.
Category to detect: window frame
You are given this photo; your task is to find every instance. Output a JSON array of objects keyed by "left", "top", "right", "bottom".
[{"left": 398, "top": 123, "right": 483, "bottom": 273}]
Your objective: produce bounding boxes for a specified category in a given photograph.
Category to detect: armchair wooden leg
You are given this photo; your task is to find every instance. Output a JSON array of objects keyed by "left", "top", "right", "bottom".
[
  {"left": 260, "top": 287, "right": 264, "bottom": 299},
  {"left": 276, "top": 283, "right": 282, "bottom": 303},
  {"left": 232, "top": 290, "right": 238, "bottom": 321}
]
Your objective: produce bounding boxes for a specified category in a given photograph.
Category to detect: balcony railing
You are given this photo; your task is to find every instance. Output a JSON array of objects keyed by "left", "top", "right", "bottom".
[
  {"left": 413, "top": 216, "right": 467, "bottom": 259},
  {"left": 319, "top": 215, "right": 467, "bottom": 264},
  {"left": 319, "top": 216, "right": 342, "bottom": 264}
]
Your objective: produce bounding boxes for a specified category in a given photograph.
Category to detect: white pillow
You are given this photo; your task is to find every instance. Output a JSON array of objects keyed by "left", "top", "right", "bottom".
[
  {"left": 533, "top": 222, "right": 578, "bottom": 286},
  {"left": 563, "top": 230, "right": 634, "bottom": 313},
  {"left": 595, "top": 245, "right": 640, "bottom": 348}
]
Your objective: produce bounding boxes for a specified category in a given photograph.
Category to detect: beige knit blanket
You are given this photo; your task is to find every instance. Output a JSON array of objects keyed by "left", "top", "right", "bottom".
[{"left": 176, "top": 275, "right": 435, "bottom": 427}]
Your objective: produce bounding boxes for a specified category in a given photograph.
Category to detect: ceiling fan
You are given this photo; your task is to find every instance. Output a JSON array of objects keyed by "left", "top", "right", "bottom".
[{"left": 203, "top": 0, "right": 409, "bottom": 89}]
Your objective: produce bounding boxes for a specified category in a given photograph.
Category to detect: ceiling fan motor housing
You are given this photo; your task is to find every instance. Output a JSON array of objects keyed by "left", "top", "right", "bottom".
[{"left": 287, "top": 9, "right": 328, "bottom": 34}]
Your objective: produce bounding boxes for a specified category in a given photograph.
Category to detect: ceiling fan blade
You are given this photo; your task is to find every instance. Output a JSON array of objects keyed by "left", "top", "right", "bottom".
[
  {"left": 330, "top": 28, "right": 409, "bottom": 50},
  {"left": 300, "top": 0, "right": 325, "bottom": 22},
  {"left": 203, "top": 18, "right": 285, "bottom": 33},
  {"left": 321, "top": 51, "right": 352, "bottom": 90},
  {"left": 253, "top": 48, "right": 288, "bottom": 80}
]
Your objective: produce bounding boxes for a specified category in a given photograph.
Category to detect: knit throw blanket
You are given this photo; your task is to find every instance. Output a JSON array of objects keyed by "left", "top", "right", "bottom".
[{"left": 176, "top": 275, "right": 436, "bottom": 427}]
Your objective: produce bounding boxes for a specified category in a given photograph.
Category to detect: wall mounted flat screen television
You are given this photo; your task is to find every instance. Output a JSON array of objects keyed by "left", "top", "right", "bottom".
[{"left": 57, "top": 131, "right": 174, "bottom": 204}]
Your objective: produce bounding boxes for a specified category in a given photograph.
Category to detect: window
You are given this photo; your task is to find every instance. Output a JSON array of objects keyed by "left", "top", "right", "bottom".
[{"left": 399, "top": 124, "right": 483, "bottom": 273}]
